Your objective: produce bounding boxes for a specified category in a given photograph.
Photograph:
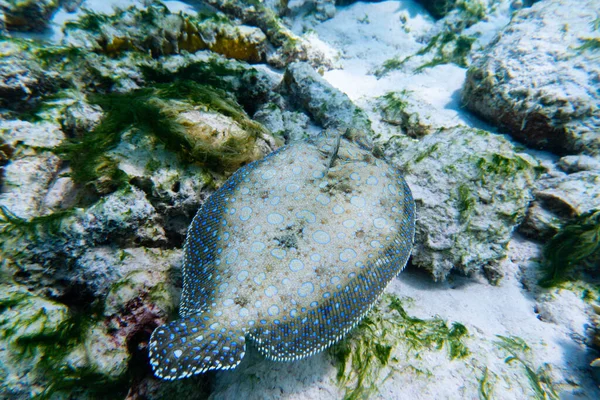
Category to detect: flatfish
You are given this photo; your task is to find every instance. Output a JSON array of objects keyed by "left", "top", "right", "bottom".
[{"left": 149, "top": 134, "right": 415, "bottom": 380}]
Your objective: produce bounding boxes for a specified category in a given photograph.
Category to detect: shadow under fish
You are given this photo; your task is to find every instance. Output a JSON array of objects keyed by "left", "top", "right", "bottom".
[{"left": 149, "top": 133, "right": 415, "bottom": 380}]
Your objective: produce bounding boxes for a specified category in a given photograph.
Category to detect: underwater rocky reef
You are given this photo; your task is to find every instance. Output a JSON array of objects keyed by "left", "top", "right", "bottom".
[{"left": 0, "top": 0, "right": 599, "bottom": 399}]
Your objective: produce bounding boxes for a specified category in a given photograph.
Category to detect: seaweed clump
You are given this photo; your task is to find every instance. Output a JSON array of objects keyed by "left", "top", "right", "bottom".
[
  {"left": 494, "top": 336, "right": 559, "bottom": 400},
  {"left": 0, "top": 284, "right": 126, "bottom": 400},
  {"left": 539, "top": 209, "right": 600, "bottom": 287},
  {"left": 375, "top": 31, "right": 476, "bottom": 76},
  {"left": 54, "top": 80, "right": 272, "bottom": 199},
  {"left": 330, "top": 294, "right": 469, "bottom": 399}
]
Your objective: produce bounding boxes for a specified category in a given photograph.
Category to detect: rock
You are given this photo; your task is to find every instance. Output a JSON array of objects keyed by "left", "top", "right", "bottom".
[
  {"left": 110, "top": 130, "right": 213, "bottom": 244},
  {"left": 1, "top": 119, "right": 65, "bottom": 149},
  {"left": 385, "top": 127, "right": 537, "bottom": 281},
  {"left": 203, "top": 0, "right": 336, "bottom": 68},
  {"left": 535, "top": 291, "right": 590, "bottom": 338},
  {"left": 416, "top": 0, "right": 459, "bottom": 19},
  {"left": 176, "top": 108, "right": 272, "bottom": 171},
  {"left": 282, "top": 62, "right": 374, "bottom": 148},
  {"left": 78, "top": 186, "right": 167, "bottom": 248},
  {"left": 0, "top": 120, "right": 65, "bottom": 219},
  {"left": 42, "top": 174, "right": 79, "bottom": 211},
  {"left": 518, "top": 201, "right": 563, "bottom": 240},
  {"left": 534, "top": 171, "right": 600, "bottom": 217},
  {"left": 62, "top": 0, "right": 84, "bottom": 13},
  {"left": 0, "top": 246, "right": 182, "bottom": 399},
  {"left": 0, "top": 137, "right": 12, "bottom": 187},
  {"left": 314, "top": 0, "right": 337, "bottom": 21},
  {"left": 0, "top": 153, "right": 62, "bottom": 219},
  {"left": 205, "top": 24, "right": 267, "bottom": 63},
  {"left": 61, "top": 100, "right": 104, "bottom": 137},
  {"left": 0, "top": 40, "right": 56, "bottom": 109},
  {"left": 1, "top": 0, "right": 59, "bottom": 32},
  {"left": 1, "top": 185, "right": 167, "bottom": 298},
  {"left": 0, "top": 7, "right": 6, "bottom": 34},
  {"left": 377, "top": 90, "right": 465, "bottom": 137},
  {"left": 144, "top": 51, "right": 281, "bottom": 114},
  {"left": 64, "top": 3, "right": 267, "bottom": 62},
  {"left": 80, "top": 249, "right": 182, "bottom": 381},
  {"left": 557, "top": 155, "right": 600, "bottom": 173},
  {"left": 462, "top": 0, "right": 600, "bottom": 156},
  {"left": 253, "top": 103, "right": 311, "bottom": 142},
  {"left": 0, "top": 284, "right": 71, "bottom": 399},
  {"left": 520, "top": 169, "right": 600, "bottom": 240},
  {"left": 74, "top": 247, "right": 181, "bottom": 303}
]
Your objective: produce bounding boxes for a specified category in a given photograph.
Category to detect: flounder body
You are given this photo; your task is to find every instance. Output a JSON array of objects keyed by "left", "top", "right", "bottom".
[{"left": 149, "top": 135, "right": 415, "bottom": 380}]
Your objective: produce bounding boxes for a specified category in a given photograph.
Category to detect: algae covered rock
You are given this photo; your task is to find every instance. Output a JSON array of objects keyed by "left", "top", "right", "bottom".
[
  {"left": 0, "top": 40, "right": 56, "bottom": 108},
  {"left": 377, "top": 90, "right": 465, "bottom": 137},
  {"left": 416, "top": 0, "right": 460, "bottom": 19},
  {"left": 462, "top": 0, "right": 600, "bottom": 156},
  {"left": 386, "top": 127, "right": 537, "bottom": 281},
  {"left": 63, "top": 2, "right": 267, "bottom": 62},
  {"left": 0, "top": 246, "right": 183, "bottom": 399},
  {"left": 0, "top": 284, "right": 71, "bottom": 399},
  {"left": 1, "top": 0, "right": 59, "bottom": 32},
  {"left": 254, "top": 103, "right": 311, "bottom": 142},
  {"left": 0, "top": 120, "right": 65, "bottom": 219},
  {"left": 283, "top": 62, "right": 374, "bottom": 148},
  {"left": 521, "top": 169, "right": 600, "bottom": 239},
  {"left": 203, "top": 0, "right": 336, "bottom": 68}
]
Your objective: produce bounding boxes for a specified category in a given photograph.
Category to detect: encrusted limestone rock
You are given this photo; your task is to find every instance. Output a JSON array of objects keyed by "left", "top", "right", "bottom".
[
  {"left": 384, "top": 127, "right": 537, "bottom": 281},
  {"left": 64, "top": 3, "right": 267, "bottom": 62},
  {"left": 203, "top": 0, "right": 336, "bottom": 68},
  {"left": 61, "top": 100, "right": 104, "bottom": 137},
  {"left": 0, "top": 121, "right": 66, "bottom": 219},
  {"left": 377, "top": 90, "right": 465, "bottom": 138},
  {"left": 520, "top": 169, "right": 600, "bottom": 239},
  {"left": 1, "top": 0, "right": 59, "bottom": 32},
  {"left": 462, "top": 0, "right": 600, "bottom": 156},
  {"left": 0, "top": 284, "right": 71, "bottom": 399},
  {"left": 78, "top": 248, "right": 182, "bottom": 381},
  {"left": 254, "top": 103, "right": 311, "bottom": 142},
  {"left": 77, "top": 186, "right": 167, "bottom": 248},
  {"left": 283, "top": 62, "right": 374, "bottom": 149},
  {"left": 0, "top": 247, "right": 182, "bottom": 399},
  {"left": 0, "top": 40, "right": 55, "bottom": 109},
  {"left": 557, "top": 155, "right": 600, "bottom": 174}
]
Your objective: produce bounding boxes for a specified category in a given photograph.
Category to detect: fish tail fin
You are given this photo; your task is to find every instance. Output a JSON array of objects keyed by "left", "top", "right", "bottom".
[{"left": 148, "top": 312, "right": 246, "bottom": 380}]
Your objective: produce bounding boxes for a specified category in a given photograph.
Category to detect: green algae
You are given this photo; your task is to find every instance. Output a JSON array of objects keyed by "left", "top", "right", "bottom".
[
  {"left": 54, "top": 80, "right": 264, "bottom": 198},
  {"left": 376, "top": 0, "right": 486, "bottom": 78},
  {"left": 330, "top": 294, "right": 469, "bottom": 399},
  {"left": 413, "top": 142, "right": 441, "bottom": 164},
  {"left": 0, "top": 285, "right": 126, "bottom": 399},
  {"left": 375, "top": 31, "right": 476, "bottom": 76},
  {"left": 478, "top": 367, "right": 495, "bottom": 400},
  {"left": 576, "top": 37, "right": 600, "bottom": 52},
  {"left": 494, "top": 336, "right": 559, "bottom": 400},
  {"left": 539, "top": 209, "right": 600, "bottom": 287},
  {"left": 476, "top": 153, "right": 531, "bottom": 184},
  {"left": 140, "top": 55, "right": 270, "bottom": 112},
  {"left": 0, "top": 206, "right": 74, "bottom": 257},
  {"left": 378, "top": 90, "right": 410, "bottom": 125},
  {"left": 457, "top": 184, "right": 476, "bottom": 223}
]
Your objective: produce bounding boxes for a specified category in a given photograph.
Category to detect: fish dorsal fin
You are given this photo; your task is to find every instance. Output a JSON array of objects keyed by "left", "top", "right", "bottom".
[
  {"left": 178, "top": 165, "right": 252, "bottom": 317},
  {"left": 149, "top": 311, "right": 247, "bottom": 380}
]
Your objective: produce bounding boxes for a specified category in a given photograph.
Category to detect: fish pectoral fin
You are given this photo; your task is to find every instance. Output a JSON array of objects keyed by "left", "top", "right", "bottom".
[{"left": 148, "top": 313, "right": 247, "bottom": 380}]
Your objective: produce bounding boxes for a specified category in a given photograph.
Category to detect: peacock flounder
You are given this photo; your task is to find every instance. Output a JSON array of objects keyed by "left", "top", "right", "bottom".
[{"left": 149, "top": 133, "right": 415, "bottom": 380}]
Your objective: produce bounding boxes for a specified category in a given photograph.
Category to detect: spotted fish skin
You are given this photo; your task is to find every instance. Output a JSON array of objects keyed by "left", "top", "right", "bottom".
[{"left": 149, "top": 135, "right": 415, "bottom": 380}]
